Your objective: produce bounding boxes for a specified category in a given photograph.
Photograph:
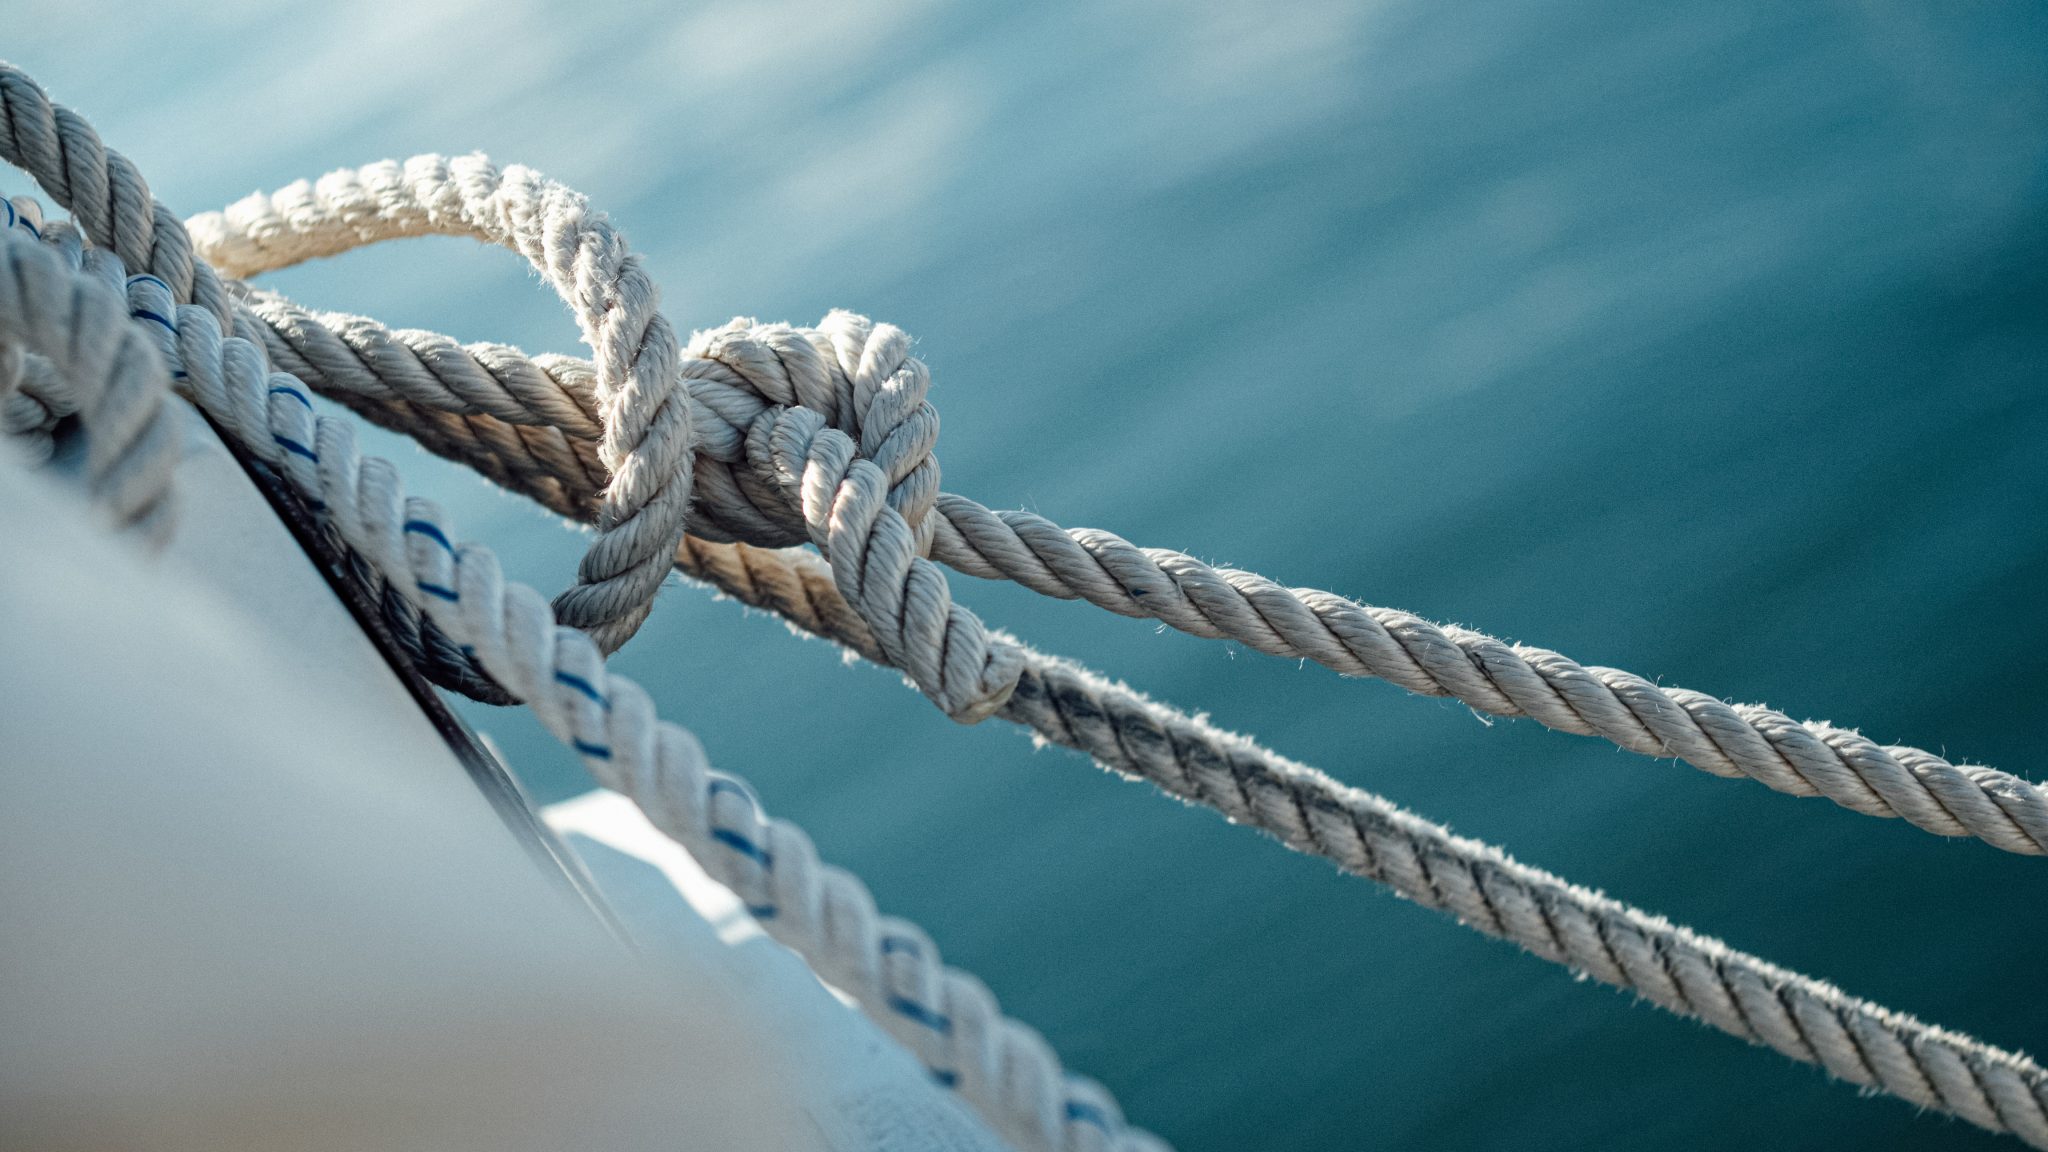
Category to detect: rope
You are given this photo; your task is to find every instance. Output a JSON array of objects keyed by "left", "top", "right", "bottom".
[
  {"left": 127, "top": 269, "right": 1170, "bottom": 1152},
  {"left": 216, "top": 275, "right": 2048, "bottom": 859},
  {"left": 6, "top": 56, "right": 2044, "bottom": 1149},
  {"left": 927, "top": 495, "right": 2048, "bottom": 856},
  {"left": 0, "top": 75, "right": 697, "bottom": 653},
  {"left": 225, "top": 252, "right": 1019, "bottom": 722},
  {"left": 0, "top": 61, "right": 1164, "bottom": 1152},
  {"left": 0, "top": 209, "right": 178, "bottom": 540},
  {"left": 178, "top": 245, "right": 2048, "bottom": 1148},
  {"left": 182, "top": 156, "right": 693, "bottom": 654},
  {"left": 666, "top": 537, "right": 2048, "bottom": 1147}
]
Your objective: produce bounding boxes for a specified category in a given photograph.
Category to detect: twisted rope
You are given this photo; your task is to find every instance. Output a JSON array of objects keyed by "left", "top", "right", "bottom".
[
  {"left": 0, "top": 62, "right": 1164, "bottom": 1152},
  {"left": 232, "top": 250, "right": 1018, "bottom": 721},
  {"left": 0, "top": 68, "right": 233, "bottom": 325},
  {"left": 669, "top": 537, "right": 2048, "bottom": 1148},
  {"left": 218, "top": 280, "right": 2048, "bottom": 858},
  {"left": 114, "top": 263, "right": 1171, "bottom": 1152},
  {"left": 185, "top": 267, "right": 2048, "bottom": 1148},
  {"left": 161, "top": 153, "right": 687, "bottom": 651},
  {"left": 928, "top": 495, "right": 2048, "bottom": 855},
  {"left": 141, "top": 246, "right": 2048, "bottom": 1152},
  {"left": 0, "top": 209, "right": 177, "bottom": 539},
  {"left": 184, "top": 154, "right": 690, "bottom": 655},
  {"left": 7, "top": 54, "right": 2044, "bottom": 1150}
]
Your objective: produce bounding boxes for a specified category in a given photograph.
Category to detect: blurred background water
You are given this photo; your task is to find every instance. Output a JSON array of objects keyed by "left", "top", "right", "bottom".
[{"left": 18, "top": 1, "right": 2047, "bottom": 1147}]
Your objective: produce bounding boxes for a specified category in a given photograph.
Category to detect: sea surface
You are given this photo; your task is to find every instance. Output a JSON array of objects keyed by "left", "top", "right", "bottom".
[{"left": 23, "top": 2, "right": 2048, "bottom": 1147}]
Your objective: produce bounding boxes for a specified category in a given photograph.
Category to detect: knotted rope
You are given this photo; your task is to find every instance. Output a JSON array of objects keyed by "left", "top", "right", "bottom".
[
  {"left": 183, "top": 154, "right": 692, "bottom": 654},
  {"left": 682, "top": 312, "right": 1016, "bottom": 720},
  {"left": 195, "top": 173, "right": 1017, "bottom": 721},
  {"left": 214, "top": 241, "right": 2048, "bottom": 857},
  {"left": 0, "top": 61, "right": 1159, "bottom": 1152},
  {"left": 6, "top": 57, "right": 2045, "bottom": 1150},
  {"left": 171, "top": 223, "right": 2048, "bottom": 1150},
  {"left": 0, "top": 194, "right": 1169, "bottom": 1152}
]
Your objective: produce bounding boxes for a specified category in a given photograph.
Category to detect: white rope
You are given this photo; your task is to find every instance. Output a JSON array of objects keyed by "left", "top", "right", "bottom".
[
  {"left": 135, "top": 280, "right": 1168, "bottom": 1152},
  {"left": 182, "top": 155, "right": 693, "bottom": 656},
  {"left": 925, "top": 492, "right": 2048, "bottom": 856},
  {"left": 199, "top": 225, "right": 2048, "bottom": 1145},
  {"left": 221, "top": 241, "right": 1019, "bottom": 722},
  {"left": 0, "top": 207, "right": 177, "bottom": 540},
  {"left": 214, "top": 263, "right": 2048, "bottom": 858},
  {"left": 0, "top": 63, "right": 1163, "bottom": 1152},
  {"left": 0, "top": 209, "right": 1171, "bottom": 1152},
  {"left": 192, "top": 239, "right": 2048, "bottom": 1147},
  {"left": 117, "top": 300, "right": 2048, "bottom": 1146},
  {"left": 6, "top": 57, "right": 2046, "bottom": 1149},
  {"left": 661, "top": 537, "right": 2048, "bottom": 1148}
]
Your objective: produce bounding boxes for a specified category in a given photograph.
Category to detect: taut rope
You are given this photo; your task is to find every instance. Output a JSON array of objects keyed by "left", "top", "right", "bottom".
[{"left": 5, "top": 58, "right": 2044, "bottom": 1150}]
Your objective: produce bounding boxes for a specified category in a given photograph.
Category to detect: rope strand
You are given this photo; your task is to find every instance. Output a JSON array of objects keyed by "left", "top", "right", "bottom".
[
  {"left": 214, "top": 281, "right": 2048, "bottom": 1141},
  {"left": 671, "top": 536, "right": 2048, "bottom": 1147},
  {"left": 220, "top": 280, "right": 2048, "bottom": 856},
  {"left": 6, "top": 55, "right": 2043, "bottom": 1151},
  {"left": 0, "top": 216, "right": 178, "bottom": 539},
  {"left": 0, "top": 61, "right": 1165, "bottom": 1152}
]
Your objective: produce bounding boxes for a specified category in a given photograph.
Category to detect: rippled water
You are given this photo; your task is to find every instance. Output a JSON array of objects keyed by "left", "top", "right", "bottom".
[{"left": 27, "top": 1, "right": 2048, "bottom": 1147}]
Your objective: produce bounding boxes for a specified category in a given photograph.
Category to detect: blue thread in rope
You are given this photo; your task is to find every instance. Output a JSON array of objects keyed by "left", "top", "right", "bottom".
[
  {"left": 887, "top": 994, "right": 952, "bottom": 1035},
  {"left": 403, "top": 518, "right": 454, "bottom": 552},
  {"left": 554, "top": 669, "right": 610, "bottom": 709},
  {"left": 1066, "top": 1100, "right": 1111, "bottom": 1130},
  {"left": 415, "top": 580, "right": 459, "bottom": 602},
  {"left": 711, "top": 826, "right": 773, "bottom": 868}
]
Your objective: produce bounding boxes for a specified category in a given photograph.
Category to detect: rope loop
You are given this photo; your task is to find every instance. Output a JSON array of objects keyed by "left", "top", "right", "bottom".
[
  {"left": 684, "top": 310, "right": 941, "bottom": 555},
  {"left": 6, "top": 57, "right": 2048, "bottom": 1151},
  {"left": 675, "top": 311, "right": 1011, "bottom": 720},
  {"left": 186, "top": 153, "right": 691, "bottom": 655}
]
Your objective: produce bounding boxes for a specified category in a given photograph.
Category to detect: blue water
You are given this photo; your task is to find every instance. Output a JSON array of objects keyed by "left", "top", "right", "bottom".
[{"left": 26, "top": 2, "right": 2047, "bottom": 1147}]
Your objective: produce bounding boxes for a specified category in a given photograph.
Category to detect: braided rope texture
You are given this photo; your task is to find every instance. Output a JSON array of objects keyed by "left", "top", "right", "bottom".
[
  {"left": 671, "top": 538, "right": 2048, "bottom": 1148},
  {"left": 217, "top": 262, "right": 2048, "bottom": 857},
  {"left": 237, "top": 283, "right": 1020, "bottom": 722},
  {"left": 179, "top": 217, "right": 2048, "bottom": 1149},
  {"left": 7, "top": 56, "right": 2046, "bottom": 1150},
  {"left": 186, "top": 154, "right": 694, "bottom": 654},
  {"left": 0, "top": 62, "right": 1163, "bottom": 1152},
  {"left": 0, "top": 205, "right": 177, "bottom": 539}
]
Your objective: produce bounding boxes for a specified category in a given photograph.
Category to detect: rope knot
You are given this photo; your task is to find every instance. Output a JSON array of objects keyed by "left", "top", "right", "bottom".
[
  {"left": 684, "top": 310, "right": 940, "bottom": 556},
  {"left": 682, "top": 311, "right": 1012, "bottom": 722}
]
